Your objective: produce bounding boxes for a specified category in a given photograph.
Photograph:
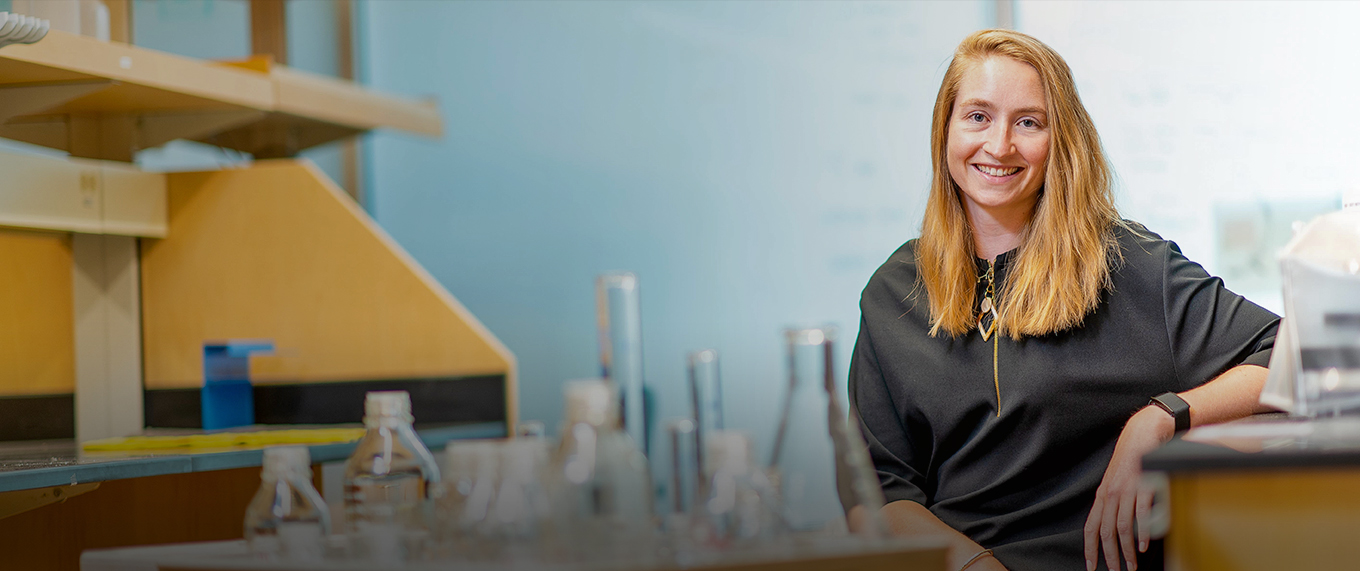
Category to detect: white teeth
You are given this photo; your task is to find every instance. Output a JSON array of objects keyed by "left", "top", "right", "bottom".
[{"left": 977, "top": 165, "right": 1020, "bottom": 177}]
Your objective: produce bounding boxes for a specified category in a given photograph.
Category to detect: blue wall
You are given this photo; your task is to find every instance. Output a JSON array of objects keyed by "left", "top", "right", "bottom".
[{"left": 358, "top": 1, "right": 990, "bottom": 456}]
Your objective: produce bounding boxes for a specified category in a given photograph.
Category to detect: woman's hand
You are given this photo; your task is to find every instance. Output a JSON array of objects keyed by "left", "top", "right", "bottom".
[{"left": 1083, "top": 406, "right": 1175, "bottom": 571}]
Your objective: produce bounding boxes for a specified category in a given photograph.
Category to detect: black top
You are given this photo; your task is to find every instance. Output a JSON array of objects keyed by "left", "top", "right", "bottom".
[{"left": 849, "top": 223, "right": 1279, "bottom": 571}]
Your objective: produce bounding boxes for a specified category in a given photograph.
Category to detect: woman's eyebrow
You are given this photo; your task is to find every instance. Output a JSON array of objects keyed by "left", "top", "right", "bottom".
[{"left": 958, "top": 99, "right": 1047, "bottom": 117}]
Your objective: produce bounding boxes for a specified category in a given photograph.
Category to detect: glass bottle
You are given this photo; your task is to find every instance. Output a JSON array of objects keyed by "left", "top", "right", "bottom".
[
  {"left": 768, "top": 327, "right": 886, "bottom": 535},
  {"left": 696, "top": 430, "right": 778, "bottom": 548},
  {"left": 548, "top": 379, "right": 654, "bottom": 564},
  {"left": 244, "top": 446, "right": 330, "bottom": 562},
  {"left": 487, "top": 439, "right": 553, "bottom": 563},
  {"left": 431, "top": 440, "right": 499, "bottom": 561},
  {"left": 343, "top": 390, "right": 441, "bottom": 563}
]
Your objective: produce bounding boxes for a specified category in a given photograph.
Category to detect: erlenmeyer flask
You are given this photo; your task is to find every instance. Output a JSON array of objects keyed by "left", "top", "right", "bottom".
[{"left": 767, "top": 327, "right": 886, "bottom": 535}]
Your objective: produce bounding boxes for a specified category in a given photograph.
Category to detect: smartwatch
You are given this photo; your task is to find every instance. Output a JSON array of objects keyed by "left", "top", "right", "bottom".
[{"left": 1150, "top": 392, "right": 1192, "bottom": 434}]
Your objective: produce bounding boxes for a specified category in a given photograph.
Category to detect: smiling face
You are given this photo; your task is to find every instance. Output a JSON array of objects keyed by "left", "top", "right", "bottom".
[{"left": 946, "top": 56, "right": 1051, "bottom": 229}]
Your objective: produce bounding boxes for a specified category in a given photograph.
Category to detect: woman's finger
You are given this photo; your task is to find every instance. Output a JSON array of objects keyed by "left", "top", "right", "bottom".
[
  {"left": 1084, "top": 494, "right": 1104, "bottom": 571},
  {"left": 1117, "top": 486, "right": 1138, "bottom": 570},
  {"left": 1135, "top": 485, "right": 1155, "bottom": 553},
  {"left": 1100, "top": 490, "right": 1121, "bottom": 571}
]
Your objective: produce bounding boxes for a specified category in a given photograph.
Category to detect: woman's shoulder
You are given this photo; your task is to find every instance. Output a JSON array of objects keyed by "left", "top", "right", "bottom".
[
  {"left": 1115, "top": 220, "right": 1178, "bottom": 259},
  {"left": 1111, "top": 219, "right": 1189, "bottom": 282},
  {"left": 860, "top": 239, "right": 923, "bottom": 307}
]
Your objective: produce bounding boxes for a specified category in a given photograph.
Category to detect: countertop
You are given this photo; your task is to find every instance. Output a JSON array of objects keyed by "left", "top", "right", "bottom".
[
  {"left": 1143, "top": 415, "right": 1360, "bottom": 473},
  {"left": 0, "top": 422, "right": 505, "bottom": 493}
]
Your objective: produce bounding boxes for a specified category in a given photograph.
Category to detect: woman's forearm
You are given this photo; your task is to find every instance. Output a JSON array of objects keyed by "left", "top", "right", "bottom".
[
  {"left": 879, "top": 500, "right": 1007, "bottom": 570},
  {"left": 1179, "top": 364, "right": 1271, "bottom": 426}
]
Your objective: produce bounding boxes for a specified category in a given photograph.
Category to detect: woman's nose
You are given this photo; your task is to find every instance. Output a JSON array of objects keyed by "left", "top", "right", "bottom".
[{"left": 982, "top": 125, "right": 1013, "bottom": 157}]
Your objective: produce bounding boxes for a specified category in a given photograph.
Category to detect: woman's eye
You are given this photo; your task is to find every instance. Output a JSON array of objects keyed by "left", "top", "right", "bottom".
[
  {"left": 966, "top": 112, "right": 986, "bottom": 123},
  {"left": 1019, "top": 118, "right": 1041, "bottom": 129}
]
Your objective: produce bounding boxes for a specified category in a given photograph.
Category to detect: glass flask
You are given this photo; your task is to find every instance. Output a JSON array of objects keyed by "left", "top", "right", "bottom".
[
  {"left": 768, "top": 327, "right": 886, "bottom": 535},
  {"left": 548, "top": 379, "right": 655, "bottom": 564},
  {"left": 244, "top": 446, "right": 330, "bottom": 562},
  {"left": 343, "top": 390, "right": 441, "bottom": 563}
]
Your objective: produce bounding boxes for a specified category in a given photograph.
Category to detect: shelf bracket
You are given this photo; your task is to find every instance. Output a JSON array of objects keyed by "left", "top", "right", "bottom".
[
  {"left": 138, "top": 110, "right": 266, "bottom": 151},
  {"left": 0, "top": 80, "right": 115, "bottom": 124},
  {"left": 0, "top": 117, "right": 67, "bottom": 151},
  {"left": 69, "top": 113, "right": 138, "bottom": 162}
]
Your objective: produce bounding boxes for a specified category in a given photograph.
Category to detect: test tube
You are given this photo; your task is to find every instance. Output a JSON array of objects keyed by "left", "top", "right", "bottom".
[
  {"left": 667, "top": 418, "right": 699, "bottom": 515},
  {"left": 596, "top": 272, "right": 648, "bottom": 454},
  {"left": 687, "top": 349, "right": 724, "bottom": 480}
]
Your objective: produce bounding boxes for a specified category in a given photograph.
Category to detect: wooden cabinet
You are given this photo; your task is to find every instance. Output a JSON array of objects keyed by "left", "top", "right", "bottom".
[
  {"left": 0, "top": 18, "right": 513, "bottom": 478},
  {"left": 1145, "top": 421, "right": 1360, "bottom": 570}
]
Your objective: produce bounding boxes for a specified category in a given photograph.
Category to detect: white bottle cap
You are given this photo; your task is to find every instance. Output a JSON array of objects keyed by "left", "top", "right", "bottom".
[
  {"left": 706, "top": 430, "right": 753, "bottom": 474},
  {"left": 364, "top": 390, "right": 413, "bottom": 421},
  {"left": 262, "top": 446, "right": 311, "bottom": 479},
  {"left": 563, "top": 379, "right": 617, "bottom": 426}
]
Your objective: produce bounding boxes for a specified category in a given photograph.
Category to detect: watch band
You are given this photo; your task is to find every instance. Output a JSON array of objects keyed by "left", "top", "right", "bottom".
[{"left": 1150, "top": 392, "right": 1192, "bottom": 434}]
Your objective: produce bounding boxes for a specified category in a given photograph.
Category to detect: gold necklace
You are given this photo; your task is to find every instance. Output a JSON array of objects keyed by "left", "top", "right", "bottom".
[
  {"left": 977, "top": 261, "right": 998, "bottom": 341},
  {"left": 978, "top": 260, "right": 1001, "bottom": 416}
]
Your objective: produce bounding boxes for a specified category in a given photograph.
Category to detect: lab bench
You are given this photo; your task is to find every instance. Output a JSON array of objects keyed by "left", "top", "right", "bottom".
[
  {"left": 0, "top": 423, "right": 503, "bottom": 570},
  {"left": 1144, "top": 417, "right": 1360, "bottom": 571}
]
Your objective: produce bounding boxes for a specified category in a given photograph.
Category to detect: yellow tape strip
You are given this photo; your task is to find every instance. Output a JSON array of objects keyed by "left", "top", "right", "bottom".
[{"left": 82, "top": 428, "right": 365, "bottom": 452}]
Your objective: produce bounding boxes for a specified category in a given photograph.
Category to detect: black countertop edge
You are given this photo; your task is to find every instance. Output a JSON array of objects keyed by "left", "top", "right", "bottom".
[{"left": 1143, "top": 436, "right": 1360, "bottom": 473}]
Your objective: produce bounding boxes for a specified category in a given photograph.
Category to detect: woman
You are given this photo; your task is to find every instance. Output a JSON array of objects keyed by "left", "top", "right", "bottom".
[{"left": 849, "top": 30, "right": 1277, "bottom": 571}]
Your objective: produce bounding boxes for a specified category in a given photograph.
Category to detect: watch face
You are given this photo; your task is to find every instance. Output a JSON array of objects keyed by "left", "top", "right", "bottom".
[{"left": 1152, "top": 393, "right": 1191, "bottom": 432}]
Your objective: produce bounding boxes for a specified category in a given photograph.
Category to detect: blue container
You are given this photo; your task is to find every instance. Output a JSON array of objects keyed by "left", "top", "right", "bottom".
[{"left": 201, "top": 341, "right": 274, "bottom": 430}]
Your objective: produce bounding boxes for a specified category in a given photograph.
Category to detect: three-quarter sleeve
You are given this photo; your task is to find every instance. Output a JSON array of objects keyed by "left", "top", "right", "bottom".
[
  {"left": 849, "top": 315, "right": 931, "bottom": 507},
  {"left": 1162, "top": 240, "right": 1280, "bottom": 389}
]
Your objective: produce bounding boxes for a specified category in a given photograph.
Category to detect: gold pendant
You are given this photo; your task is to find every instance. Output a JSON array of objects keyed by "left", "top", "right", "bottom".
[{"left": 978, "top": 296, "right": 997, "bottom": 341}]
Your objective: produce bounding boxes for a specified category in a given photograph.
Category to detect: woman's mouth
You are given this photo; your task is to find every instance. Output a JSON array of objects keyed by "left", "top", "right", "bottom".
[{"left": 974, "top": 164, "right": 1021, "bottom": 177}]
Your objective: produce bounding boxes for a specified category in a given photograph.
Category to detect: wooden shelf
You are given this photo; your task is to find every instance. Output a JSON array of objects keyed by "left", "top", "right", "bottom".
[
  {"left": 0, "top": 31, "right": 441, "bottom": 162},
  {"left": 205, "top": 59, "right": 441, "bottom": 158}
]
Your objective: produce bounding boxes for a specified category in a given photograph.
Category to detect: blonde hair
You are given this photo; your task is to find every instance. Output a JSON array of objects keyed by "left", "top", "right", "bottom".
[{"left": 918, "top": 29, "right": 1121, "bottom": 340}]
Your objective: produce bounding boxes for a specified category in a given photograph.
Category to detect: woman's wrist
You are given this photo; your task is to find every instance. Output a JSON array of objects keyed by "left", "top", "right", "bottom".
[
  {"left": 1132, "top": 404, "right": 1177, "bottom": 444},
  {"left": 947, "top": 539, "right": 991, "bottom": 571},
  {"left": 958, "top": 548, "right": 995, "bottom": 570}
]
